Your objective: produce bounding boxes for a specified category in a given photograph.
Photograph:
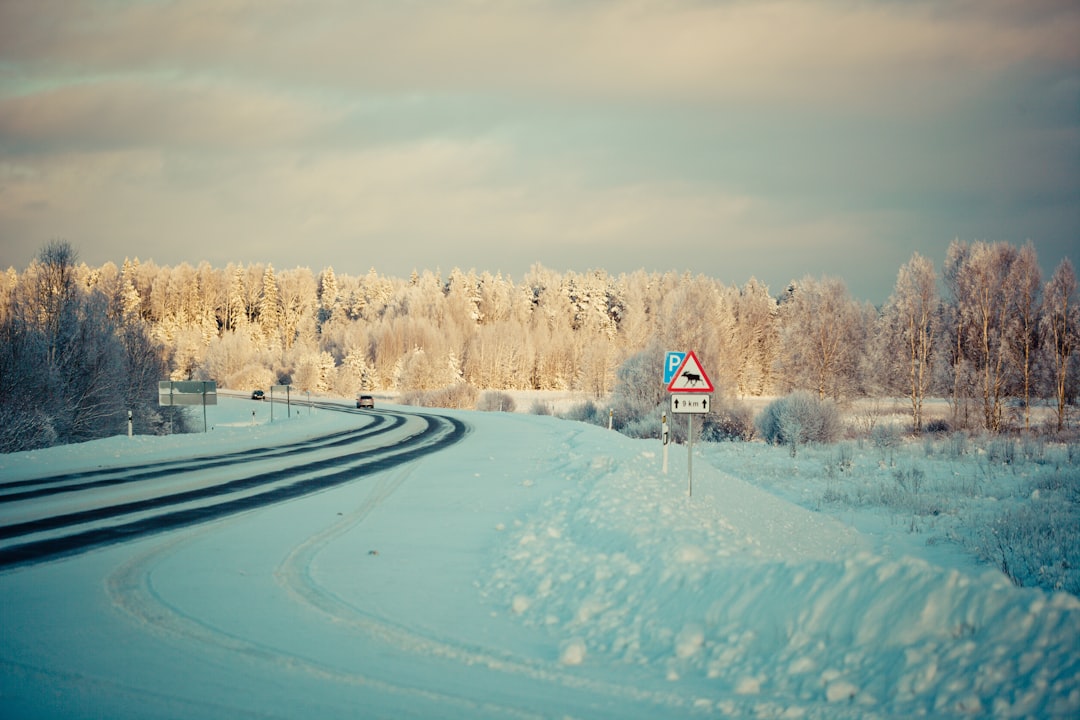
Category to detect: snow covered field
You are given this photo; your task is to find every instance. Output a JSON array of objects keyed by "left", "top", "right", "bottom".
[{"left": 1, "top": 397, "right": 1077, "bottom": 718}]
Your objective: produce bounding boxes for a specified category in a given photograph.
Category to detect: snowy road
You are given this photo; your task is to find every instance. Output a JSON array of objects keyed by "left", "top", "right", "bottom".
[
  {"left": 1, "top": 399, "right": 1077, "bottom": 719},
  {"left": 0, "top": 403, "right": 465, "bottom": 570}
]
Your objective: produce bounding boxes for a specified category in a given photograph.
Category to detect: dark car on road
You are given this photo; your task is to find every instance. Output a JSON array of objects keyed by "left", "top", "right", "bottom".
[
  {"left": 357, "top": 395, "right": 374, "bottom": 409},
  {"left": 251, "top": 390, "right": 265, "bottom": 400}
]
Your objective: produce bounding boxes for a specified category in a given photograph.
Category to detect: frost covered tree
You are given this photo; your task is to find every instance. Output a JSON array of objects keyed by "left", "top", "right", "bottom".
[
  {"left": 1042, "top": 258, "right": 1077, "bottom": 433},
  {"left": 259, "top": 264, "right": 282, "bottom": 350},
  {"left": 31, "top": 239, "right": 80, "bottom": 365},
  {"left": 119, "top": 258, "right": 142, "bottom": 322},
  {"left": 225, "top": 264, "right": 248, "bottom": 332},
  {"left": 946, "top": 241, "right": 1020, "bottom": 432},
  {"left": 731, "top": 278, "right": 779, "bottom": 396},
  {"left": 317, "top": 266, "right": 340, "bottom": 325},
  {"left": 943, "top": 241, "right": 978, "bottom": 428},
  {"left": 278, "top": 267, "right": 317, "bottom": 352},
  {"left": 1007, "top": 243, "right": 1042, "bottom": 431},
  {"left": 1, "top": 241, "right": 170, "bottom": 450},
  {"left": 879, "top": 253, "right": 939, "bottom": 433},
  {"left": 292, "top": 351, "right": 336, "bottom": 393},
  {"left": 776, "top": 276, "right": 867, "bottom": 400}
]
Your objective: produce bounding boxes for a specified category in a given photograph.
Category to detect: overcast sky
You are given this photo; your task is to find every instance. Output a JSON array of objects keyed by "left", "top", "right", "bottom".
[{"left": 1, "top": 0, "right": 1077, "bottom": 303}]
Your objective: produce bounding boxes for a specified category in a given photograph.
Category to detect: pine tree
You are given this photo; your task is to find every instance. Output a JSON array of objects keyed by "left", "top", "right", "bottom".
[
  {"left": 120, "top": 258, "right": 142, "bottom": 322},
  {"left": 318, "top": 266, "right": 339, "bottom": 325},
  {"left": 259, "top": 264, "right": 282, "bottom": 349}
]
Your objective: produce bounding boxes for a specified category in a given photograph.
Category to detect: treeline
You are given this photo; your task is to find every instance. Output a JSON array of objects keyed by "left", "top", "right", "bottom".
[
  {"left": 1, "top": 239, "right": 1077, "bottom": 451},
  {"left": 0, "top": 241, "right": 185, "bottom": 452}
]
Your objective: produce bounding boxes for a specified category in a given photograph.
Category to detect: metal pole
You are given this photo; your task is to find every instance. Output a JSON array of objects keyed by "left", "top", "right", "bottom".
[
  {"left": 270, "top": 386, "right": 275, "bottom": 423},
  {"left": 202, "top": 382, "right": 208, "bottom": 433},
  {"left": 128, "top": 410, "right": 133, "bottom": 438},
  {"left": 687, "top": 414, "right": 693, "bottom": 497}
]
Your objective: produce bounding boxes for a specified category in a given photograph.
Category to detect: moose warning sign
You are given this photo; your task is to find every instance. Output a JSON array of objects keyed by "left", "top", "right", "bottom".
[{"left": 666, "top": 351, "right": 713, "bottom": 392}]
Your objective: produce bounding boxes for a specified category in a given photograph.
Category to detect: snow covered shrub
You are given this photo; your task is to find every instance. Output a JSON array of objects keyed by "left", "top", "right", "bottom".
[
  {"left": 823, "top": 443, "right": 854, "bottom": 479},
  {"left": 872, "top": 423, "right": 902, "bottom": 466},
  {"left": 946, "top": 431, "right": 970, "bottom": 459},
  {"left": 971, "top": 502, "right": 1080, "bottom": 594},
  {"left": 986, "top": 438, "right": 1017, "bottom": 465},
  {"left": 560, "top": 400, "right": 607, "bottom": 427},
  {"left": 924, "top": 418, "right": 950, "bottom": 434},
  {"left": 527, "top": 400, "right": 552, "bottom": 416},
  {"left": 399, "top": 383, "right": 477, "bottom": 409},
  {"left": 0, "top": 405, "right": 58, "bottom": 453},
  {"left": 477, "top": 391, "right": 516, "bottom": 412},
  {"left": 603, "top": 344, "right": 667, "bottom": 433},
  {"left": 756, "top": 391, "right": 841, "bottom": 454},
  {"left": 618, "top": 403, "right": 674, "bottom": 441},
  {"left": 701, "top": 398, "right": 756, "bottom": 442}
]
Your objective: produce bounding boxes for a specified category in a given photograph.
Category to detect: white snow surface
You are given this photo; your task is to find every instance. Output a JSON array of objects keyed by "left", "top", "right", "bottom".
[{"left": 1, "top": 398, "right": 1078, "bottom": 719}]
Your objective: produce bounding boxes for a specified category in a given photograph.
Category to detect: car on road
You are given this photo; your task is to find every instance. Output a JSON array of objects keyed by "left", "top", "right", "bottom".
[
  {"left": 251, "top": 390, "right": 265, "bottom": 400},
  {"left": 356, "top": 395, "right": 374, "bottom": 409}
]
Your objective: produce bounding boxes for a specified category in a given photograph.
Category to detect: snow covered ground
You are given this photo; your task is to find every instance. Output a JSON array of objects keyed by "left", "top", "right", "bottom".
[{"left": 1, "top": 397, "right": 1077, "bottom": 719}]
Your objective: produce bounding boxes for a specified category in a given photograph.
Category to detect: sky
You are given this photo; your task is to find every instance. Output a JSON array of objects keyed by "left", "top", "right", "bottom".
[{"left": 0, "top": 0, "right": 1077, "bottom": 304}]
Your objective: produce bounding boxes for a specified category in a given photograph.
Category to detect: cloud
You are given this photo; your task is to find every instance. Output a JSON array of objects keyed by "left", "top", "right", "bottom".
[
  {"left": 0, "top": 79, "right": 332, "bottom": 152},
  {"left": 4, "top": 1, "right": 1076, "bottom": 113},
  {"left": 0, "top": 1, "right": 1075, "bottom": 302}
]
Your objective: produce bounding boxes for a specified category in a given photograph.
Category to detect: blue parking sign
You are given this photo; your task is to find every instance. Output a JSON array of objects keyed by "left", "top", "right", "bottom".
[{"left": 663, "top": 351, "right": 686, "bottom": 384}]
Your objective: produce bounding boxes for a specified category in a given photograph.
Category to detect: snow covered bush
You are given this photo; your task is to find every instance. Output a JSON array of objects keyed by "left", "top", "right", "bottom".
[
  {"left": 527, "top": 400, "right": 552, "bottom": 416},
  {"left": 399, "top": 382, "right": 477, "bottom": 409},
  {"left": 972, "top": 502, "right": 1080, "bottom": 595},
  {"left": 617, "top": 403, "right": 669, "bottom": 441},
  {"left": 701, "top": 398, "right": 756, "bottom": 442},
  {"left": 477, "top": 391, "right": 516, "bottom": 412},
  {"left": 756, "top": 391, "right": 841, "bottom": 455},
  {"left": 560, "top": 400, "right": 607, "bottom": 426},
  {"left": 707, "top": 433, "right": 1080, "bottom": 596}
]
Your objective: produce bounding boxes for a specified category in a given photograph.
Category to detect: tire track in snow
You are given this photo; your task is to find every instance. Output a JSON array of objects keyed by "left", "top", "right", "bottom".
[
  {"left": 105, "top": 465, "right": 545, "bottom": 720},
  {"left": 0, "top": 405, "right": 391, "bottom": 501},
  {"left": 272, "top": 455, "right": 695, "bottom": 717},
  {"left": 0, "top": 409, "right": 466, "bottom": 570}
]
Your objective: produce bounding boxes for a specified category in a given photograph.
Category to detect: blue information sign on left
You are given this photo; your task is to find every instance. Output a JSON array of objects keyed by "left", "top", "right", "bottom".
[{"left": 663, "top": 351, "right": 687, "bottom": 384}]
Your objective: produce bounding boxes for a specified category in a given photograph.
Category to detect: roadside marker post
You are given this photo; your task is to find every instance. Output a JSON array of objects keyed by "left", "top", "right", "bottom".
[{"left": 661, "top": 412, "right": 669, "bottom": 475}]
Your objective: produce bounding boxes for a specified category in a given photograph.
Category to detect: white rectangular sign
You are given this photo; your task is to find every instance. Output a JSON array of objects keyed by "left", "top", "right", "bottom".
[{"left": 670, "top": 394, "right": 710, "bottom": 414}]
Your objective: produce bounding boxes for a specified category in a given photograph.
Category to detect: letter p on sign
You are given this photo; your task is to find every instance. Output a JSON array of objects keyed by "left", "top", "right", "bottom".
[{"left": 664, "top": 351, "right": 687, "bottom": 385}]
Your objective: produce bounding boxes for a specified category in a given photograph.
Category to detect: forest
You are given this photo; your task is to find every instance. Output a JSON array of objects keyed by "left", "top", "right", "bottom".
[{"left": 1, "top": 239, "right": 1077, "bottom": 452}]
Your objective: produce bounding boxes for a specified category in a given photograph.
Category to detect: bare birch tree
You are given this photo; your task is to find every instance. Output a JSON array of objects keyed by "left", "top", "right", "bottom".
[
  {"left": 1007, "top": 242, "right": 1042, "bottom": 431},
  {"left": 777, "top": 276, "right": 866, "bottom": 400},
  {"left": 1042, "top": 258, "right": 1077, "bottom": 433},
  {"left": 880, "top": 253, "right": 939, "bottom": 433}
]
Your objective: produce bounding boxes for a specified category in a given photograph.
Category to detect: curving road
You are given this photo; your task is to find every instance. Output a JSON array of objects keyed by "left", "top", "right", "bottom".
[{"left": 0, "top": 401, "right": 468, "bottom": 570}]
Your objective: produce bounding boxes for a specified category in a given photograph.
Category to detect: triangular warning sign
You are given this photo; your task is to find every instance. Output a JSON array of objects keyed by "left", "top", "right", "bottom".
[{"left": 666, "top": 351, "right": 714, "bottom": 392}]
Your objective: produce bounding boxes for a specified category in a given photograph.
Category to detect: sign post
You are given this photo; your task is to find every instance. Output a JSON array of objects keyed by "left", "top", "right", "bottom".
[
  {"left": 666, "top": 352, "right": 713, "bottom": 498},
  {"left": 158, "top": 380, "right": 217, "bottom": 432},
  {"left": 271, "top": 384, "right": 292, "bottom": 421}
]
